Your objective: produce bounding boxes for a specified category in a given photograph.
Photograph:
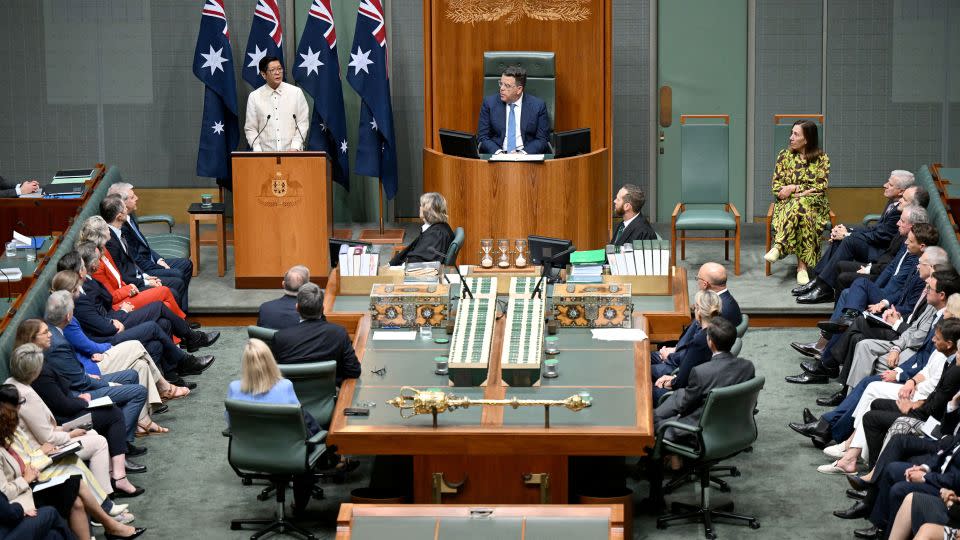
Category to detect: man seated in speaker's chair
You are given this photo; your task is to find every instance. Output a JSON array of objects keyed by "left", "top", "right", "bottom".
[{"left": 476, "top": 65, "right": 551, "bottom": 155}]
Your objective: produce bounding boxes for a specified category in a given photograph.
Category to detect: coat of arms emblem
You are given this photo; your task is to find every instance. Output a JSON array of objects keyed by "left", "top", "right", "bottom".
[{"left": 271, "top": 171, "right": 288, "bottom": 197}]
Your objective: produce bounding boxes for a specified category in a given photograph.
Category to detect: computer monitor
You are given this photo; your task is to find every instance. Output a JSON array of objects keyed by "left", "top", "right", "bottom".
[
  {"left": 329, "top": 238, "right": 372, "bottom": 268},
  {"left": 552, "top": 128, "right": 591, "bottom": 158},
  {"left": 439, "top": 129, "right": 481, "bottom": 159},
  {"left": 528, "top": 235, "right": 574, "bottom": 267}
]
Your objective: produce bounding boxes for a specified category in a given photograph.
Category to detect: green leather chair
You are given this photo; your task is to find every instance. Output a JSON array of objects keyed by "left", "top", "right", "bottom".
[
  {"left": 443, "top": 227, "right": 465, "bottom": 266},
  {"left": 729, "top": 337, "right": 743, "bottom": 357},
  {"left": 483, "top": 51, "right": 556, "bottom": 127},
  {"left": 735, "top": 314, "right": 749, "bottom": 339},
  {"left": 278, "top": 361, "right": 338, "bottom": 429},
  {"left": 653, "top": 376, "right": 764, "bottom": 538},
  {"left": 225, "top": 399, "right": 327, "bottom": 540},
  {"left": 670, "top": 116, "right": 741, "bottom": 275},
  {"left": 136, "top": 214, "right": 191, "bottom": 260},
  {"left": 247, "top": 325, "right": 278, "bottom": 346}
]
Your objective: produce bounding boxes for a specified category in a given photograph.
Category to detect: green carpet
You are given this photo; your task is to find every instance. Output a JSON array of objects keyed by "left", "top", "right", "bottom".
[{"left": 127, "top": 326, "right": 861, "bottom": 539}]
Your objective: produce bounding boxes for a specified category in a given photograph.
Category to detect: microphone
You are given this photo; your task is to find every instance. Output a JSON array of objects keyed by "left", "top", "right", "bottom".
[
  {"left": 250, "top": 114, "right": 271, "bottom": 149},
  {"left": 14, "top": 220, "right": 38, "bottom": 262},
  {"left": 292, "top": 114, "right": 306, "bottom": 150},
  {"left": 530, "top": 243, "right": 576, "bottom": 300},
  {"left": 428, "top": 247, "right": 473, "bottom": 300}
]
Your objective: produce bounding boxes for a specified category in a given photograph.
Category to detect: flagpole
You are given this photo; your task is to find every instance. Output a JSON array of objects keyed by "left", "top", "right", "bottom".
[
  {"left": 378, "top": 181, "right": 385, "bottom": 235},
  {"left": 359, "top": 177, "right": 404, "bottom": 245}
]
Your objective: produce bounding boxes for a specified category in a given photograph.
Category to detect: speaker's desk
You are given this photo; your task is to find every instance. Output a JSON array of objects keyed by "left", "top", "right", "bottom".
[{"left": 422, "top": 148, "right": 611, "bottom": 266}]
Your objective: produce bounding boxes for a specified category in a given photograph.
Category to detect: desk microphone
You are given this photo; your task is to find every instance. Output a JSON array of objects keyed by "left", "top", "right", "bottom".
[
  {"left": 530, "top": 244, "right": 576, "bottom": 300},
  {"left": 250, "top": 114, "right": 271, "bottom": 149},
  {"left": 292, "top": 114, "right": 306, "bottom": 150},
  {"left": 428, "top": 247, "right": 473, "bottom": 300}
]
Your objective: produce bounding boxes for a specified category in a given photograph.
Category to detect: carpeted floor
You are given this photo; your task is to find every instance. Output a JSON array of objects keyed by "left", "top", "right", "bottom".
[{"left": 121, "top": 325, "right": 866, "bottom": 539}]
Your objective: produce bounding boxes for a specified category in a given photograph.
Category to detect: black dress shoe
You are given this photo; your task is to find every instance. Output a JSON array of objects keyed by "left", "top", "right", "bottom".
[
  {"left": 817, "top": 389, "right": 847, "bottom": 407},
  {"left": 785, "top": 372, "right": 829, "bottom": 384},
  {"left": 800, "top": 360, "right": 840, "bottom": 378},
  {"left": 853, "top": 526, "right": 881, "bottom": 539},
  {"left": 110, "top": 478, "right": 145, "bottom": 499},
  {"left": 126, "top": 443, "right": 147, "bottom": 457},
  {"left": 184, "top": 330, "right": 220, "bottom": 353},
  {"left": 179, "top": 354, "right": 215, "bottom": 376},
  {"left": 105, "top": 526, "right": 147, "bottom": 540},
  {"left": 189, "top": 321, "right": 201, "bottom": 330},
  {"left": 833, "top": 500, "right": 869, "bottom": 519},
  {"left": 847, "top": 475, "right": 871, "bottom": 491},
  {"left": 124, "top": 460, "right": 147, "bottom": 474},
  {"left": 151, "top": 403, "right": 169, "bottom": 415},
  {"left": 817, "top": 320, "right": 851, "bottom": 335},
  {"left": 792, "top": 279, "right": 819, "bottom": 296},
  {"left": 167, "top": 377, "right": 197, "bottom": 389},
  {"left": 788, "top": 419, "right": 832, "bottom": 448},
  {"left": 803, "top": 407, "right": 816, "bottom": 424},
  {"left": 797, "top": 284, "right": 835, "bottom": 304},
  {"left": 846, "top": 488, "right": 867, "bottom": 500},
  {"left": 790, "top": 342, "right": 823, "bottom": 358}
]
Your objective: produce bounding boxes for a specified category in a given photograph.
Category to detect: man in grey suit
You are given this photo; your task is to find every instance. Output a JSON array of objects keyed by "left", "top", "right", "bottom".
[
  {"left": 654, "top": 317, "right": 755, "bottom": 442},
  {"left": 257, "top": 265, "right": 310, "bottom": 330}
]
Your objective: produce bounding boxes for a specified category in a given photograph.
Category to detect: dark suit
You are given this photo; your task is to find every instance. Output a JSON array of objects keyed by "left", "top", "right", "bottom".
[
  {"left": 611, "top": 214, "right": 657, "bottom": 247},
  {"left": 257, "top": 294, "right": 300, "bottom": 330},
  {"left": 812, "top": 201, "right": 901, "bottom": 288},
  {"left": 835, "top": 234, "right": 905, "bottom": 291},
  {"left": 123, "top": 214, "right": 193, "bottom": 304},
  {"left": 719, "top": 290, "right": 743, "bottom": 328},
  {"left": 0, "top": 491, "right": 73, "bottom": 540},
  {"left": 0, "top": 175, "right": 22, "bottom": 198},
  {"left": 389, "top": 222, "right": 454, "bottom": 266},
  {"left": 272, "top": 317, "right": 362, "bottom": 384},
  {"left": 105, "top": 226, "right": 187, "bottom": 310},
  {"left": 477, "top": 93, "right": 551, "bottom": 155},
  {"left": 868, "top": 439, "right": 960, "bottom": 530},
  {"left": 654, "top": 352, "right": 756, "bottom": 439},
  {"left": 651, "top": 329, "right": 712, "bottom": 403}
]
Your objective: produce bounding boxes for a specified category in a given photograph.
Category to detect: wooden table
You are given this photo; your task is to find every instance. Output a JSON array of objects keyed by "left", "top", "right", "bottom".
[
  {"left": 0, "top": 165, "right": 104, "bottom": 242},
  {"left": 187, "top": 203, "right": 226, "bottom": 277}
]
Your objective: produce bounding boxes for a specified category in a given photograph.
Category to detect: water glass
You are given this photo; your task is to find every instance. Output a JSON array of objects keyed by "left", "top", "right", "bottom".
[
  {"left": 4, "top": 242, "right": 16, "bottom": 258},
  {"left": 420, "top": 325, "right": 433, "bottom": 340}
]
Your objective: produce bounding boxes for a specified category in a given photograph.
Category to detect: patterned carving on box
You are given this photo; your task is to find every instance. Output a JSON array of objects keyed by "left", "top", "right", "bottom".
[
  {"left": 552, "top": 283, "right": 633, "bottom": 328},
  {"left": 448, "top": 297, "right": 496, "bottom": 386},
  {"left": 369, "top": 283, "right": 450, "bottom": 328},
  {"left": 500, "top": 297, "right": 545, "bottom": 387},
  {"left": 461, "top": 277, "right": 498, "bottom": 299},
  {"left": 508, "top": 276, "right": 539, "bottom": 299}
]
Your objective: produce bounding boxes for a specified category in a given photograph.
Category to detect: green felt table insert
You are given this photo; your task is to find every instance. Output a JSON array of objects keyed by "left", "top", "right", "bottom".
[
  {"left": 501, "top": 387, "right": 636, "bottom": 427},
  {"left": 351, "top": 517, "right": 437, "bottom": 540}
]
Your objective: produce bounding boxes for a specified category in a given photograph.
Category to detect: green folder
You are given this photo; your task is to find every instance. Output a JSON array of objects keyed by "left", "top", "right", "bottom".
[{"left": 569, "top": 249, "right": 606, "bottom": 265}]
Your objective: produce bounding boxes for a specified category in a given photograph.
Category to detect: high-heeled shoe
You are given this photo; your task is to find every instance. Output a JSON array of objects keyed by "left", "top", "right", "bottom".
[
  {"left": 110, "top": 477, "right": 145, "bottom": 499},
  {"left": 104, "top": 526, "right": 146, "bottom": 540}
]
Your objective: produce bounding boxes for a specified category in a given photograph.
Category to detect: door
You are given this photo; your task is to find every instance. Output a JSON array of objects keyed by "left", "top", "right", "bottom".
[{"left": 656, "top": 0, "right": 747, "bottom": 220}]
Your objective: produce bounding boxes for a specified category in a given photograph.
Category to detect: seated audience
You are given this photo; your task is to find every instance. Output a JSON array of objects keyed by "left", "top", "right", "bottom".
[
  {"left": 835, "top": 185, "right": 929, "bottom": 291},
  {"left": 272, "top": 283, "right": 361, "bottom": 384},
  {"left": 79, "top": 216, "right": 186, "bottom": 319},
  {"left": 764, "top": 119, "right": 831, "bottom": 284},
  {"left": 0, "top": 489, "right": 73, "bottom": 540},
  {"left": 389, "top": 192, "right": 454, "bottom": 266},
  {"left": 100, "top": 194, "right": 188, "bottom": 312},
  {"left": 0, "top": 390, "right": 145, "bottom": 539},
  {"left": 611, "top": 184, "right": 656, "bottom": 246},
  {"left": 651, "top": 290, "right": 720, "bottom": 403},
  {"left": 257, "top": 265, "right": 310, "bottom": 330},
  {"left": 794, "top": 170, "right": 914, "bottom": 304},
  {"left": 0, "top": 175, "right": 40, "bottom": 198},
  {"left": 226, "top": 338, "right": 321, "bottom": 515},
  {"left": 887, "top": 491, "right": 960, "bottom": 540},
  {"left": 107, "top": 182, "right": 193, "bottom": 297}
]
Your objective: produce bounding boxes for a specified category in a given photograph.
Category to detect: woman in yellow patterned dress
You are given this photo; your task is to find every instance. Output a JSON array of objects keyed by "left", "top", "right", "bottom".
[{"left": 764, "top": 120, "right": 830, "bottom": 284}]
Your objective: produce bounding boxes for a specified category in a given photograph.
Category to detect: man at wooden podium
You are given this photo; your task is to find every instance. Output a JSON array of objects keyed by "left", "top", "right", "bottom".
[
  {"left": 476, "top": 65, "right": 551, "bottom": 155},
  {"left": 243, "top": 56, "right": 310, "bottom": 152}
]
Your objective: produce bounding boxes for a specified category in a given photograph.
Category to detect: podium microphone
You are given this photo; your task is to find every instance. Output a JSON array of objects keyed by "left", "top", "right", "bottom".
[
  {"left": 428, "top": 247, "right": 473, "bottom": 300},
  {"left": 292, "top": 114, "right": 306, "bottom": 150},
  {"left": 250, "top": 114, "right": 271, "bottom": 149}
]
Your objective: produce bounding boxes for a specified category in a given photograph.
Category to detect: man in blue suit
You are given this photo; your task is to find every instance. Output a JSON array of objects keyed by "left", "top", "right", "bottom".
[{"left": 477, "top": 65, "right": 551, "bottom": 155}]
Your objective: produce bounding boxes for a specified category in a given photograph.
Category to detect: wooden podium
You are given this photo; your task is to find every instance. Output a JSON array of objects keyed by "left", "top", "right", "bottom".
[{"left": 231, "top": 152, "right": 332, "bottom": 289}]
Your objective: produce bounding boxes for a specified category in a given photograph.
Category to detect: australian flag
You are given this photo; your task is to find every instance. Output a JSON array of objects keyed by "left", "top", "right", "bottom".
[
  {"left": 346, "top": 0, "right": 398, "bottom": 200},
  {"left": 242, "top": 0, "right": 284, "bottom": 88},
  {"left": 193, "top": 0, "right": 240, "bottom": 184},
  {"left": 294, "top": 0, "right": 350, "bottom": 188}
]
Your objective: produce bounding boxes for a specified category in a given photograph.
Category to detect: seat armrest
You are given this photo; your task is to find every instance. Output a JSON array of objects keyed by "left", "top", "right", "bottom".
[
  {"left": 307, "top": 430, "right": 328, "bottom": 447},
  {"left": 726, "top": 203, "right": 741, "bottom": 219},
  {"left": 671, "top": 202, "right": 684, "bottom": 218},
  {"left": 765, "top": 202, "right": 774, "bottom": 220},
  {"left": 138, "top": 214, "right": 175, "bottom": 232},
  {"left": 657, "top": 391, "right": 674, "bottom": 406},
  {"left": 656, "top": 420, "right": 701, "bottom": 438}
]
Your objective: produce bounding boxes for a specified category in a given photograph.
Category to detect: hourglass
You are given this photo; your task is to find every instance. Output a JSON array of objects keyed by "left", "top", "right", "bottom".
[
  {"left": 497, "top": 239, "right": 511, "bottom": 268},
  {"left": 480, "top": 239, "right": 494, "bottom": 268},
  {"left": 514, "top": 239, "right": 528, "bottom": 268}
]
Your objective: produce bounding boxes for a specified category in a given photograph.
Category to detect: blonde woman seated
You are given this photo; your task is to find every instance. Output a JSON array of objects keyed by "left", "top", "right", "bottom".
[
  {"left": 0, "top": 385, "right": 145, "bottom": 539},
  {"left": 78, "top": 215, "right": 186, "bottom": 319},
  {"left": 389, "top": 192, "right": 454, "bottom": 266},
  {"left": 0, "top": 385, "right": 135, "bottom": 525},
  {"left": 50, "top": 272, "right": 184, "bottom": 437},
  {"left": 227, "top": 339, "right": 321, "bottom": 514}
]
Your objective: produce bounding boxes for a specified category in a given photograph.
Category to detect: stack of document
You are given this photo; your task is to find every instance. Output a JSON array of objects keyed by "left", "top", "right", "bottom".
[
  {"left": 568, "top": 249, "right": 605, "bottom": 283},
  {"left": 404, "top": 261, "right": 441, "bottom": 283},
  {"left": 606, "top": 239, "right": 671, "bottom": 276},
  {"left": 339, "top": 245, "right": 381, "bottom": 276}
]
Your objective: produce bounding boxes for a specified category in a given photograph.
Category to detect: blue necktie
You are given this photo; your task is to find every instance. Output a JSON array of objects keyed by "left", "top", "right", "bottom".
[{"left": 506, "top": 104, "right": 517, "bottom": 152}]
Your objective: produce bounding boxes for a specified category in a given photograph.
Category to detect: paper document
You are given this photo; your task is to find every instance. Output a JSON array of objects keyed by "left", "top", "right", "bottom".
[
  {"left": 488, "top": 153, "right": 545, "bottom": 162},
  {"left": 372, "top": 331, "right": 417, "bottom": 341},
  {"left": 12, "top": 231, "right": 31, "bottom": 246},
  {"left": 87, "top": 396, "right": 114, "bottom": 408},
  {"left": 48, "top": 441, "right": 82, "bottom": 461},
  {"left": 63, "top": 413, "right": 92, "bottom": 430},
  {"left": 32, "top": 474, "right": 77, "bottom": 492},
  {"left": 0, "top": 268, "right": 23, "bottom": 282},
  {"left": 591, "top": 328, "right": 648, "bottom": 341}
]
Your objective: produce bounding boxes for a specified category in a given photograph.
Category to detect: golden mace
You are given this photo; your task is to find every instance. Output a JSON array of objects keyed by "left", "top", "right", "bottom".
[{"left": 386, "top": 386, "right": 591, "bottom": 428}]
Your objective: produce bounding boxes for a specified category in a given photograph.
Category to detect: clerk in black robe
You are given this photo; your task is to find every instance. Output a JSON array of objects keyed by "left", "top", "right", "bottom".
[{"left": 390, "top": 192, "right": 455, "bottom": 265}]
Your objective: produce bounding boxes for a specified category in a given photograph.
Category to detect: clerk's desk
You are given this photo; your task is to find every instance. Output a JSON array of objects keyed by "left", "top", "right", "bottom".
[
  {"left": 324, "top": 267, "right": 690, "bottom": 504},
  {"left": 422, "top": 148, "right": 610, "bottom": 266}
]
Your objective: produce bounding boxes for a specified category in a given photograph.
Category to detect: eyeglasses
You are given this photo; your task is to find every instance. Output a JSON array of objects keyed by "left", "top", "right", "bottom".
[
  {"left": 266, "top": 67, "right": 284, "bottom": 74},
  {"left": 497, "top": 81, "right": 518, "bottom": 89}
]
